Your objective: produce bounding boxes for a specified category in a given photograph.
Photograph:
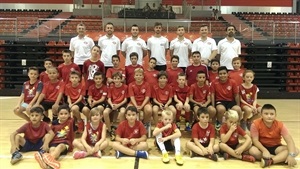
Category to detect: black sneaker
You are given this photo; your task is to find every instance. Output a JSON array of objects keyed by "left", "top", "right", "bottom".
[
  {"left": 110, "top": 130, "right": 116, "bottom": 141},
  {"left": 10, "top": 151, "right": 23, "bottom": 164},
  {"left": 189, "top": 150, "right": 198, "bottom": 158}
]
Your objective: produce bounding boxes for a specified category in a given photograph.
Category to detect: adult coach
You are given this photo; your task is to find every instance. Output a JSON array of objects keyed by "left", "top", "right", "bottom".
[
  {"left": 69, "top": 23, "right": 95, "bottom": 70},
  {"left": 217, "top": 25, "right": 241, "bottom": 70}
]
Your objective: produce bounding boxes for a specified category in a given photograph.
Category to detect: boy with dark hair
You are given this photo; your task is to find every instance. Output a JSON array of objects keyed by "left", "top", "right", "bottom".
[
  {"left": 39, "top": 58, "right": 53, "bottom": 83},
  {"left": 167, "top": 55, "right": 183, "bottom": 87},
  {"left": 125, "top": 52, "right": 143, "bottom": 85},
  {"left": 186, "top": 51, "right": 209, "bottom": 86},
  {"left": 106, "top": 54, "right": 126, "bottom": 84},
  {"left": 209, "top": 59, "right": 220, "bottom": 83},
  {"left": 58, "top": 49, "right": 81, "bottom": 84},
  {"left": 144, "top": 57, "right": 159, "bottom": 87}
]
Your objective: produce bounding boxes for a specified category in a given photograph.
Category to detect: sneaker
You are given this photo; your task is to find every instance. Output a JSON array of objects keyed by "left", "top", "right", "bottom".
[
  {"left": 77, "top": 120, "right": 84, "bottom": 133},
  {"left": 215, "top": 121, "right": 221, "bottom": 131},
  {"left": 42, "top": 153, "right": 60, "bottom": 169},
  {"left": 93, "top": 150, "right": 102, "bottom": 158},
  {"left": 175, "top": 154, "right": 184, "bottom": 165},
  {"left": 210, "top": 153, "right": 218, "bottom": 162},
  {"left": 115, "top": 150, "right": 124, "bottom": 159},
  {"left": 242, "top": 154, "right": 255, "bottom": 163},
  {"left": 176, "top": 122, "right": 181, "bottom": 130},
  {"left": 185, "top": 122, "right": 191, "bottom": 131},
  {"left": 10, "top": 151, "right": 23, "bottom": 165},
  {"left": 136, "top": 150, "right": 148, "bottom": 159},
  {"left": 162, "top": 152, "right": 170, "bottom": 163},
  {"left": 261, "top": 158, "right": 273, "bottom": 168},
  {"left": 223, "top": 152, "right": 230, "bottom": 160},
  {"left": 73, "top": 151, "right": 87, "bottom": 159},
  {"left": 240, "top": 120, "right": 247, "bottom": 131},
  {"left": 144, "top": 122, "right": 151, "bottom": 138},
  {"left": 34, "top": 152, "right": 47, "bottom": 169},
  {"left": 110, "top": 130, "right": 116, "bottom": 141},
  {"left": 189, "top": 150, "right": 197, "bottom": 158}
]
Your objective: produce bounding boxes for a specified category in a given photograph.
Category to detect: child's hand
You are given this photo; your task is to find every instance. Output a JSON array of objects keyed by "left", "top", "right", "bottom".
[
  {"left": 164, "top": 123, "right": 172, "bottom": 130},
  {"left": 234, "top": 146, "right": 244, "bottom": 156},
  {"left": 129, "top": 138, "right": 138, "bottom": 146},
  {"left": 207, "top": 147, "right": 214, "bottom": 155},
  {"left": 40, "top": 144, "right": 49, "bottom": 152},
  {"left": 157, "top": 137, "right": 166, "bottom": 143},
  {"left": 86, "top": 146, "right": 93, "bottom": 155},
  {"left": 285, "top": 155, "right": 297, "bottom": 167},
  {"left": 183, "top": 103, "right": 189, "bottom": 110},
  {"left": 112, "top": 104, "right": 117, "bottom": 110},
  {"left": 229, "top": 123, "right": 237, "bottom": 132},
  {"left": 159, "top": 104, "right": 164, "bottom": 110},
  {"left": 201, "top": 147, "right": 209, "bottom": 155},
  {"left": 262, "top": 150, "right": 271, "bottom": 159},
  {"left": 121, "top": 138, "right": 130, "bottom": 145}
]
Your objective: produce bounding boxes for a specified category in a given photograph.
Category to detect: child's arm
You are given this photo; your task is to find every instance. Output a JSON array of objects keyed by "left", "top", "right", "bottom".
[
  {"left": 94, "top": 123, "right": 107, "bottom": 151},
  {"left": 282, "top": 127, "right": 298, "bottom": 167},
  {"left": 251, "top": 124, "right": 270, "bottom": 156},
  {"left": 184, "top": 96, "right": 190, "bottom": 108},
  {"left": 211, "top": 92, "right": 216, "bottom": 107},
  {"left": 153, "top": 124, "right": 174, "bottom": 137},
  {"left": 220, "top": 124, "right": 236, "bottom": 143},
  {"left": 236, "top": 134, "right": 252, "bottom": 153},
  {"left": 93, "top": 95, "right": 106, "bottom": 105},
  {"left": 10, "top": 131, "right": 19, "bottom": 153},
  {"left": 161, "top": 128, "right": 181, "bottom": 142},
  {"left": 189, "top": 94, "right": 201, "bottom": 105},
  {"left": 153, "top": 98, "right": 164, "bottom": 109},
  {"left": 67, "top": 96, "right": 73, "bottom": 107},
  {"left": 28, "top": 91, "right": 41, "bottom": 109},
  {"left": 34, "top": 93, "right": 45, "bottom": 106},
  {"left": 203, "top": 93, "right": 212, "bottom": 107},
  {"left": 72, "top": 95, "right": 83, "bottom": 105},
  {"left": 80, "top": 127, "right": 93, "bottom": 154},
  {"left": 87, "top": 95, "right": 93, "bottom": 106},
  {"left": 164, "top": 97, "right": 173, "bottom": 107},
  {"left": 54, "top": 92, "right": 63, "bottom": 106},
  {"left": 174, "top": 94, "right": 183, "bottom": 105},
  {"left": 234, "top": 93, "right": 240, "bottom": 106},
  {"left": 41, "top": 129, "right": 55, "bottom": 151},
  {"left": 16, "top": 93, "right": 25, "bottom": 108},
  {"left": 107, "top": 98, "right": 113, "bottom": 107},
  {"left": 115, "top": 98, "right": 127, "bottom": 109},
  {"left": 140, "top": 96, "right": 150, "bottom": 109},
  {"left": 130, "top": 96, "right": 138, "bottom": 108}
]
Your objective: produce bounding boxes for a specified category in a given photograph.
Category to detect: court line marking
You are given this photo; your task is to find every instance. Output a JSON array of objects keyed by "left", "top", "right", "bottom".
[{"left": 0, "top": 97, "right": 18, "bottom": 100}]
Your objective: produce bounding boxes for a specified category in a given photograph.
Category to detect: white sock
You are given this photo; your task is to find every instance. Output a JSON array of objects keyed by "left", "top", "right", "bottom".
[
  {"left": 173, "top": 137, "right": 181, "bottom": 155},
  {"left": 156, "top": 133, "right": 167, "bottom": 154}
]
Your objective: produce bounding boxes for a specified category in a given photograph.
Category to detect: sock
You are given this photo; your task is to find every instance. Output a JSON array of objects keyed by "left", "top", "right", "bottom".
[
  {"left": 156, "top": 133, "right": 167, "bottom": 154},
  {"left": 173, "top": 138, "right": 181, "bottom": 155}
]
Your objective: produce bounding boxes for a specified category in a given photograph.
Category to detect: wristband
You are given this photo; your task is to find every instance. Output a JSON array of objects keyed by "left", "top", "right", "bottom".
[{"left": 289, "top": 152, "right": 296, "bottom": 157}]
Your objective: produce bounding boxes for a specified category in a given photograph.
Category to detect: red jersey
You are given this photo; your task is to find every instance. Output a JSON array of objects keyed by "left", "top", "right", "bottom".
[
  {"left": 239, "top": 84, "right": 258, "bottom": 105},
  {"left": 186, "top": 64, "right": 209, "bottom": 86},
  {"left": 108, "top": 84, "right": 128, "bottom": 104},
  {"left": 88, "top": 84, "right": 108, "bottom": 101},
  {"left": 65, "top": 83, "right": 85, "bottom": 103},
  {"left": 16, "top": 121, "right": 51, "bottom": 144},
  {"left": 125, "top": 64, "right": 143, "bottom": 85},
  {"left": 252, "top": 119, "right": 287, "bottom": 147},
  {"left": 173, "top": 84, "right": 190, "bottom": 103},
  {"left": 86, "top": 122, "right": 104, "bottom": 146},
  {"left": 229, "top": 69, "right": 244, "bottom": 86},
  {"left": 189, "top": 83, "right": 210, "bottom": 103},
  {"left": 128, "top": 81, "right": 151, "bottom": 105},
  {"left": 106, "top": 67, "right": 126, "bottom": 80},
  {"left": 51, "top": 118, "right": 75, "bottom": 151},
  {"left": 220, "top": 124, "right": 246, "bottom": 146},
  {"left": 116, "top": 120, "right": 147, "bottom": 139},
  {"left": 167, "top": 67, "right": 183, "bottom": 87},
  {"left": 156, "top": 122, "right": 178, "bottom": 137},
  {"left": 39, "top": 71, "right": 50, "bottom": 84},
  {"left": 211, "top": 79, "right": 238, "bottom": 101},
  {"left": 42, "top": 80, "right": 65, "bottom": 102},
  {"left": 83, "top": 59, "right": 105, "bottom": 90},
  {"left": 152, "top": 84, "right": 173, "bottom": 104},
  {"left": 144, "top": 69, "right": 159, "bottom": 87},
  {"left": 22, "top": 80, "right": 43, "bottom": 104},
  {"left": 191, "top": 123, "right": 215, "bottom": 145},
  {"left": 208, "top": 71, "right": 219, "bottom": 83},
  {"left": 58, "top": 63, "right": 81, "bottom": 83}
]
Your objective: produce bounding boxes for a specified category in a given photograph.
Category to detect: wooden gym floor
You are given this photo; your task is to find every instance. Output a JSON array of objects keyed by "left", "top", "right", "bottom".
[{"left": 0, "top": 97, "right": 299, "bottom": 169}]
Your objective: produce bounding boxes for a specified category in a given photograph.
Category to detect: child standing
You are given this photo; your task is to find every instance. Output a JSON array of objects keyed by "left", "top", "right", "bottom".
[
  {"left": 125, "top": 52, "right": 143, "bottom": 85},
  {"left": 186, "top": 107, "right": 219, "bottom": 161},
  {"left": 73, "top": 107, "right": 108, "bottom": 159},
  {"left": 229, "top": 57, "right": 244, "bottom": 86},
  {"left": 144, "top": 57, "right": 159, "bottom": 87},
  {"left": 166, "top": 55, "right": 183, "bottom": 87},
  {"left": 249, "top": 104, "right": 299, "bottom": 168},
  {"left": 10, "top": 107, "right": 54, "bottom": 165},
  {"left": 106, "top": 55, "right": 126, "bottom": 84},
  {"left": 39, "top": 58, "right": 53, "bottom": 84},
  {"left": 34, "top": 104, "right": 75, "bottom": 169},
  {"left": 103, "top": 72, "right": 128, "bottom": 141},
  {"left": 14, "top": 67, "right": 43, "bottom": 121},
  {"left": 219, "top": 109, "right": 255, "bottom": 163},
  {"left": 208, "top": 59, "right": 220, "bottom": 83},
  {"left": 111, "top": 106, "right": 149, "bottom": 159},
  {"left": 239, "top": 70, "right": 262, "bottom": 131},
  {"left": 153, "top": 109, "right": 183, "bottom": 165},
  {"left": 186, "top": 51, "right": 209, "bottom": 86}
]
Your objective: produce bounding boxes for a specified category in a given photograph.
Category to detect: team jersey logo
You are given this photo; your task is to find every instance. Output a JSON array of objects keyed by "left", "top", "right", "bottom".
[
  {"left": 70, "top": 68, "right": 75, "bottom": 71},
  {"left": 57, "top": 126, "right": 70, "bottom": 139},
  {"left": 25, "top": 85, "right": 29, "bottom": 89},
  {"left": 206, "top": 130, "right": 211, "bottom": 136},
  {"left": 122, "top": 90, "right": 125, "bottom": 94},
  {"left": 112, "top": 41, "right": 116, "bottom": 45},
  {"left": 203, "top": 90, "right": 207, "bottom": 94},
  {"left": 165, "top": 91, "right": 169, "bottom": 95},
  {"left": 241, "top": 89, "right": 245, "bottom": 94},
  {"left": 141, "top": 88, "right": 146, "bottom": 93},
  {"left": 227, "top": 86, "right": 232, "bottom": 90},
  {"left": 56, "top": 86, "right": 60, "bottom": 90},
  {"left": 134, "top": 129, "right": 139, "bottom": 134},
  {"left": 153, "top": 74, "right": 157, "bottom": 77}
]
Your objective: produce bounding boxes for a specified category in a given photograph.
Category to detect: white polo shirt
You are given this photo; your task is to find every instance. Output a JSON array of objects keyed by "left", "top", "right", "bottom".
[
  {"left": 170, "top": 37, "right": 192, "bottom": 68},
  {"left": 121, "top": 37, "right": 147, "bottom": 66},
  {"left": 147, "top": 36, "right": 169, "bottom": 66},
  {"left": 69, "top": 36, "right": 95, "bottom": 65},
  {"left": 217, "top": 38, "right": 241, "bottom": 70},
  {"left": 98, "top": 35, "right": 121, "bottom": 67},
  {"left": 192, "top": 37, "right": 217, "bottom": 60}
]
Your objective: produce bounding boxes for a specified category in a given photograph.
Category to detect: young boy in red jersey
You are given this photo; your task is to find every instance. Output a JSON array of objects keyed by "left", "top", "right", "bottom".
[
  {"left": 10, "top": 107, "right": 54, "bottom": 165},
  {"left": 228, "top": 57, "right": 244, "bottom": 86},
  {"left": 34, "top": 67, "right": 64, "bottom": 122},
  {"left": 73, "top": 107, "right": 108, "bottom": 159},
  {"left": 186, "top": 51, "right": 209, "bottom": 86},
  {"left": 144, "top": 57, "right": 159, "bottom": 86},
  {"left": 208, "top": 59, "right": 220, "bottom": 83},
  {"left": 219, "top": 110, "right": 255, "bottom": 163},
  {"left": 111, "top": 106, "right": 149, "bottom": 159},
  {"left": 34, "top": 104, "right": 75, "bottom": 169},
  {"left": 82, "top": 72, "right": 107, "bottom": 121},
  {"left": 125, "top": 52, "right": 143, "bottom": 85},
  {"left": 57, "top": 49, "right": 81, "bottom": 84},
  {"left": 211, "top": 66, "right": 242, "bottom": 130},
  {"left": 106, "top": 55, "right": 125, "bottom": 84},
  {"left": 14, "top": 67, "right": 43, "bottom": 121},
  {"left": 189, "top": 71, "right": 216, "bottom": 124},
  {"left": 153, "top": 109, "right": 183, "bottom": 165},
  {"left": 103, "top": 72, "right": 128, "bottom": 141},
  {"left": 249, "top": 104, "right": 299, "bottom": 168},
  {"left": 152, "top": 71, "right": 176, "bottom": 126},
  {"left": 65, "top": 71, "right": 86, "bottom": 133},
  {"left": 128, "top": 68, "right": 152, "bottom": 133},
  {"left": 83, "top": 45, "right": 105, "bottom": 91},
  {"left": 167, "top": 55, "right": 183, "bottom": 87},
  {"left": 173, "top": 72, "right": 191, "bottom": 131},
  {"left": 186, "top": 107, "right": 219, "bottom": 161},
  {"left": 39, "top": 58, "right": 53, "bottom": 84}
]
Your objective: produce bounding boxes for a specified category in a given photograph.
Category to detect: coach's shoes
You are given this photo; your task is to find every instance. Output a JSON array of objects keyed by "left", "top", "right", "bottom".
[
  {"left": 162, "top": 152, "right": 170, "bottom": 163},
  {"left": 10, "top": 151, "right": 23, "bottom": 164},
  {"left": 175, "top": 154, "right": 184, "bottom": 165}
]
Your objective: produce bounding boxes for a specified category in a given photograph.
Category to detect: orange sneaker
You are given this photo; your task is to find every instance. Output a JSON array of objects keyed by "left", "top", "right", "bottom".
[
  {"left": 242, "top": 154, "right": 255, "bottom": 163},
  {"left": 34, "top": 152, "right": 47, "bottom": 169},
  {"left": 42, "top": 153, "right": 60, "bottom": 169}
]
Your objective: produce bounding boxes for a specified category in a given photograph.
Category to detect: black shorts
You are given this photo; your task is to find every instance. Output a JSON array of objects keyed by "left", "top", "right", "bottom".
[
  {"left": 227, "top": 143, "right": 239, "bottom": 150},
  {"left": 154, "top": 65, "right": 167, "bottom": 71},
  {"left": 155, "top": 139, "right": 174, "bottom": 151},
  {"left": 85, "top": 101, "right": 107, "bottom": 109},
  {"left": 216, "top": 101, "right": 237, "bottom": 110},
  {"left": 265, "top": 145, "right": 281, "bottom": 155},
  {"left": 72, "top": 102, "right": 85, "bottom": 112},
  {"left": 106, "top": 103, "right": 127, "bottom": 110},
  {"left": 49, "top": 143, "right": 69, "bottom": 155},
  {"left": 190, "top": 103, "right": 212, "bottom": 111},
  {"left": 40, "top": 101, "right": 55, "bottom": 111}
]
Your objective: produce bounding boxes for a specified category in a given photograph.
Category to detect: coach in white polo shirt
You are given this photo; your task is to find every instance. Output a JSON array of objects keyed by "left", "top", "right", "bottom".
[
  {"left": 192, "top": 24, "right": 217, "bottom": 66},
  {"left": 147, "top": 22, "right": 169, "bottom": 71},
  {"left": 98, "top": 22, "right": 120, "bottom": 71},
  {"left": 217, "top": 25, "right": 241, "bottom": 70},
  {"left": 169, "top": 26, "right": 192, "bottom": 72},
  {"left": 121, "top": 24, "right": 147, "bottom": 66},
  {"left": 69, "top": 23, "right": 95, "bottom": 70}
]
